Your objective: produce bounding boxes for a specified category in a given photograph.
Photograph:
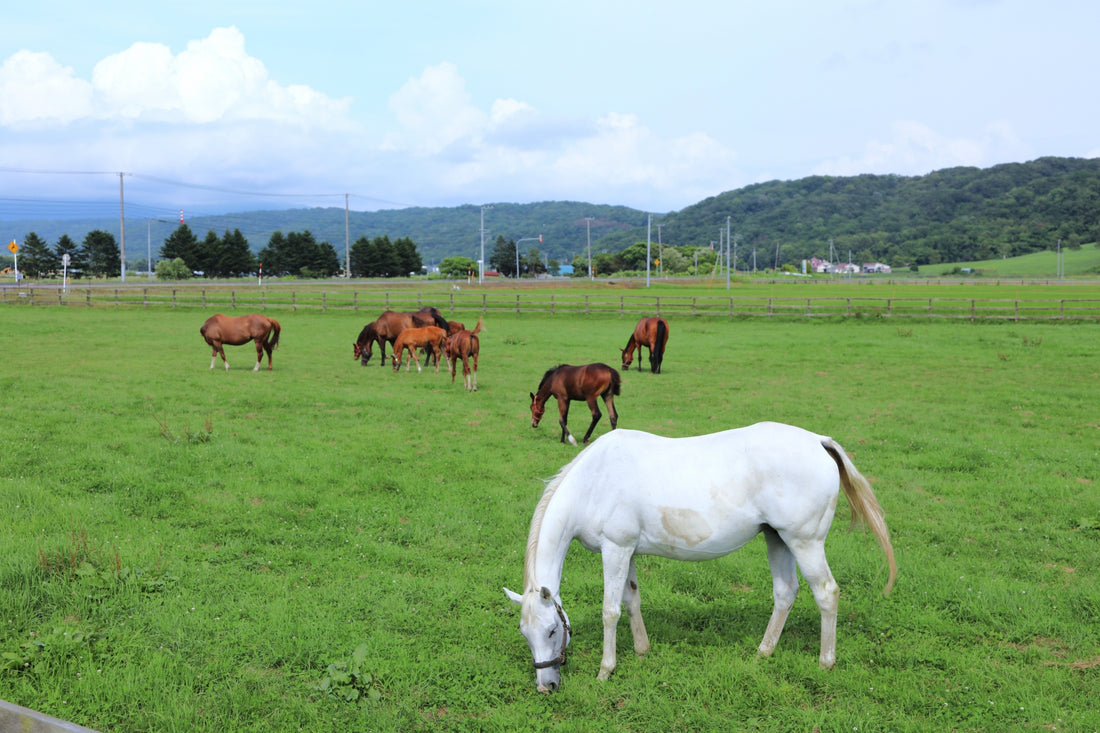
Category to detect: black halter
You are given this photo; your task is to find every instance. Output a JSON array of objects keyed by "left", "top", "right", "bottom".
[{"left": 531, "top": 598, "right": 572, "bottom": 669}]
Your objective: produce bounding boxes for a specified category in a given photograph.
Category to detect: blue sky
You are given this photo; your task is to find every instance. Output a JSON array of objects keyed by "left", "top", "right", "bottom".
[{"left": 2, "top": 0, "right": 1098, "bottom": 220}]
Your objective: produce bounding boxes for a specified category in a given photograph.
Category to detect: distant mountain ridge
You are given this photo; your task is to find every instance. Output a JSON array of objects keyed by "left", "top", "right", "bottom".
[{"left": 4, "top": 156, "right": 1098, "bottom": 269}]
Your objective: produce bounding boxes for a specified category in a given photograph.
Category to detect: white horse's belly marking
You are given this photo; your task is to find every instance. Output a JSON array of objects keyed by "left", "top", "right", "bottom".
[{"left": 659, "top": 507, "right": 712, "bottom": 546}]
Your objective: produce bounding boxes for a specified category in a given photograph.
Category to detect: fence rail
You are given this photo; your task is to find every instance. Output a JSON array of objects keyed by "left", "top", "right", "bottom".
[{"left": 4, "top": 285, "right": 1100, "bottom": 321}]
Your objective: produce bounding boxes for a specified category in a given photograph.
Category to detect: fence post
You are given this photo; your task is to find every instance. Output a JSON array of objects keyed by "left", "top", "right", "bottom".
[
  {"left": 232, "top": 291, "right": 236, "bottom": 309},
  {"left": 144, "top": 289, "right": 148, "bottom": 308},
  {"left": 322, "top": 292, "right": 326, "bottom": 312},
  {"left": 172, "top": 289, "right": 177, "bottom": 308},
  {"left": 887, "top": 298, "right": 892, "bottom": 315},
  {"left": 768, "top": 298, "right": 772, "bottom": 316},
  {"left": 292, "top": 292, "right": 296, "bottom": 312},
  {"left": 449, "top": 292, "right": 454, "bottom": 312},
  {"left": 729, "top": 297, "right": 733, "bottom": 317},
  {"left": 1014, "top": 299, "right": 1018, "bottom": 321},
  {"left": 971, "top": 300, "right": 975, "bottom": 321},
  {"left": 59, "top": 289, "right": 63, "bottom": 306},
  {"left": 656, "top": 297, "right": 660, "bottom": 316},
  {"left": 482, "top": 294, "right": 487, "bottom": 315},
  {"left": 846, "top": 298, "right": 850, "bottom": 316},
  {"left": 202, "top": 290, "right": 207, "bottom": 308},
  {"left": 385, "top": 293, "right": 390, "bottom": 309},
  {"left": 86, "top": 289, "right": 91, "bottom": 307},
  {"left": 114, "top": 289, "right": 119, "bottom": 305},
  {"left": 516, "top": 294, "right": 520, "bottom": 315},
  {"left": 585, "top": 295, "right": 589, "bottom": 315},
  {"left": 551, "top": 295, "right": 555, "bottom": 316},
  {"left": 354, "top": 292, "right": 358, "bottom": 312},
  {"left": 806, "top": 298, "right": 811, "bottom": 316},
  {"left": 693, "top": 297, "right": 697, "bottom": 315}
]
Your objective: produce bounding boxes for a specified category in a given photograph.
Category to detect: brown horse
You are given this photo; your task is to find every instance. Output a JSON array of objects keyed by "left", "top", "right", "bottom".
[
  {"left": 353, "top": 307, "right": 449, "bottom": 366},
  {"left": 391, "top": 326, "right": 449, "bottom": 373},
  {"left": 200, "top": 313, "right": 281, "bottom": 371},
  {"left": 621, "top": 316, "right": 669, "bottom": 374},
  {"left": 444, "top": 316, "right": 483, "bottom": 391},
  {"left": 530, "top": 363, "right": 620, "bottom": 445}
]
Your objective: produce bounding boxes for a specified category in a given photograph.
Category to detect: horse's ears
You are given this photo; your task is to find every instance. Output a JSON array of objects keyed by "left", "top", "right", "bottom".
[
  {"left": 504, "top": 587, "right": 523, "bottom": 605},
  {"left": 540, "top": 586, "right": 553, "bottom": 602},
  {"left": 529, "top": 392, "right": 536, "bottom": 402}
]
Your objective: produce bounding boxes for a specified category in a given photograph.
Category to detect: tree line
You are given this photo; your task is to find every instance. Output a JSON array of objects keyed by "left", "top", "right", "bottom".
[{"left": 6, "top": 225, "right": 426, "bottom": 280}]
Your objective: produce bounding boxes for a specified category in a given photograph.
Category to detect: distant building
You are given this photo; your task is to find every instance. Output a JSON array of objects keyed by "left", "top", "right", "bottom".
[{"left": 861, "top": 262, "right": 892, "bottom": 273}]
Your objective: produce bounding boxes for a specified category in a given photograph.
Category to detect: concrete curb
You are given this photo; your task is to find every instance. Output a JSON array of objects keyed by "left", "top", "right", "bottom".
[{"left": 0, "top": 698, "right": 99, "bottom": 732}]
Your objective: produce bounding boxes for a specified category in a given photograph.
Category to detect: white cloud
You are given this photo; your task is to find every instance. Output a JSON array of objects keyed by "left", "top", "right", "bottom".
[
  {"left": 1, "top": 27, "right": 352, "bottom": 129},
  {"left": 384, "top": 62, "right": 488, "bottom": 155},
  {"left": 814, "top": 119, "right": 1034, "bottom": 177},
  {"left": 381, "top": 65, "right": 740, "bottom": 209},
  {"left": 0, "top": 50, "right": 94, "bottom": 126}
]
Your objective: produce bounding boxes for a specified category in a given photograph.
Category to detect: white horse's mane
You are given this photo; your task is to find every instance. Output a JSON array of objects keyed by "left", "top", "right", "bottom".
[{"left": 523, "top": 450, "right": 588, "bottom": 591}]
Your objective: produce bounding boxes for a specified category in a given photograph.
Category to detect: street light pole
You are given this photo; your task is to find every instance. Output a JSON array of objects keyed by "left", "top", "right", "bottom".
[{"left": 513, "top": 236, "right": 541, "bottom": 279}]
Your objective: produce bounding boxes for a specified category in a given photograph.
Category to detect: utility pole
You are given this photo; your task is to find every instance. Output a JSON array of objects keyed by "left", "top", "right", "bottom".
[
  {"left": 345, "top": 194, "right": 350, "bottom": 277},
  {"left": 480, "top": 205, "right": 493, "bottom": 284},
  {"left": 119, "top": 172, "right": 126, "bottom": 282},
  {"left": 585, "top": 217, "right": 593, "bottom": 279},
  {"left": 726, "top": 216, "right": 731, "bottom": 289},
  {"left": 656, "top": 223, "right": 664, "bottom": 278},
  {"left": 646, "top": 215, "right": 652, "bottom": 287}
]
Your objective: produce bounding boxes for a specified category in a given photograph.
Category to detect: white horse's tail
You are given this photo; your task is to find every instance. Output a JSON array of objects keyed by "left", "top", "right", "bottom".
[{"left": 821, "top": 438, "right": 897, "bottom": 595}]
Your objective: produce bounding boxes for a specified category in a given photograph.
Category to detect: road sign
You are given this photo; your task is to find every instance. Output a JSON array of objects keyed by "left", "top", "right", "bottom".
[
  {"left": 7, "top": 241, "right": 17, "bottom": 253},
  {"left": 62, "top": 254, "right": 71, "bottom": 266}
]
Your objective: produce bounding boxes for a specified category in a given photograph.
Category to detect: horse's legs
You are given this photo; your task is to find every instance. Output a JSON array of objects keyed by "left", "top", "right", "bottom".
[
  {"left": 253, "top": 337, "right": 264, "bottom": 372},
  {"left": 598, "top": 543, "right": 634, "bottom": 680},
  {"left": 624, "top": 558, "right": 649, "bottom": 657},
  {"left": 209, "top": 342, "right": 229, "bottom": 371},
  {"left": 784, "top": 536, "right": 839, "bottom": 669},
  {"left": 757, "top": 528, "right": 799, "bottom": 661},
  {"left": 470, "top": 351, "right": 478, "bottom": 391},
  {"left": 604, "top": 394, "right": 618, "bottom": 430},
  {"left": 581, "top": 396, "right": 603, "bottom": 444},
  {"left": 557, "top": 398, "right": 575, "bottom": 445}
]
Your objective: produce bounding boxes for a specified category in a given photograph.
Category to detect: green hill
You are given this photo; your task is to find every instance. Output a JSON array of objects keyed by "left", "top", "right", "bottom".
[{"left": 3, "top": 156, "right": 1098, "bottom": 271}]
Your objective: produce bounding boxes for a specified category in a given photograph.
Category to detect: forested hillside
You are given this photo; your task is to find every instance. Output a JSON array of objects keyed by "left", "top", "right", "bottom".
[
  {"left": 4, "top": 157, "right": 1098, "bottom": 272},
  {"left": 597, "top": 156, "right": 1100, "bottom": 267}
]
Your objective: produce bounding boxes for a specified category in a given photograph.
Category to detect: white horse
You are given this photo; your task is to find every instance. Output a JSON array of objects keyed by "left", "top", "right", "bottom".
[{"left": 504, "top": 422, "right": 896, "bottom": 693}]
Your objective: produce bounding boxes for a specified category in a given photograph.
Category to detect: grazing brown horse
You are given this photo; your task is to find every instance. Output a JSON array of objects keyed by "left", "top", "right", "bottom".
[
  {"left": 621, "top": 316, "right": 669, "bottom": 374},
  {"left": 200, "top": 313, "right": 281, "bottom": 371},
  {"left": 444, "top": 316, "right": 483, "bottom": 391},
  {"left": 530, "top": 363, "right": 621, "bottom": 445},
  {"left": 353, "top": 307, "right": 449, "bottom": 366},
  {"left": 391, "top": 326, "right": 449, "bottom": 373}
]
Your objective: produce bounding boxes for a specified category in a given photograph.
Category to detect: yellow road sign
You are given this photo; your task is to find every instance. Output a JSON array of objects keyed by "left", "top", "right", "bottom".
[{"left": 7, "top": 241, "right": 17, "bottom": 253}]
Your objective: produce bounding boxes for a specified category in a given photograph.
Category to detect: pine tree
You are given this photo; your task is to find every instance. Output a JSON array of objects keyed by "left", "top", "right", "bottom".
[
  {"left": 83, "top": 230, "right": 121, "bottom": 278},
  {"left": 19, "top": 232, "right": 60, "bottom": 279},
  {"left": 160, "top": 224, "right": 200, "bottom": 271}
]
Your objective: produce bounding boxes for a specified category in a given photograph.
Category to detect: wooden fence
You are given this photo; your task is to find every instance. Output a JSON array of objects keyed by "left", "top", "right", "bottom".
[{"left": 4, "top": 285, "right": 1100, "bottom": 321}]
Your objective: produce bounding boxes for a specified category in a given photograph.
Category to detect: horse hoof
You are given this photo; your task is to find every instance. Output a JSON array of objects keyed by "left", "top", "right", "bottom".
[{"left": 567, "top": 435, "right": 578, "bottom": 446}]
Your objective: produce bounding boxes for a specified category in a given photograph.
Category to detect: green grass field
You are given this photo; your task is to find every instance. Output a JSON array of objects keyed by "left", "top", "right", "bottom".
[{"left": 1, "top": 298, "right": 1099, "bottom": 731}]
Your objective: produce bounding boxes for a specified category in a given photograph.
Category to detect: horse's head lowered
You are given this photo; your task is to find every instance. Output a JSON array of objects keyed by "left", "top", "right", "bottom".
[
  {"left": 353, "top": 341, "right": 373, "bottom": 364},
  {"left": 504, "top": 586, "right": 572, "bottom": 693},
  {"left": 529, "top": 392, "right": 546, "bottom": 428},
  {"left": 620, "top": 348, "right": 633, "bottom": 370}
]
